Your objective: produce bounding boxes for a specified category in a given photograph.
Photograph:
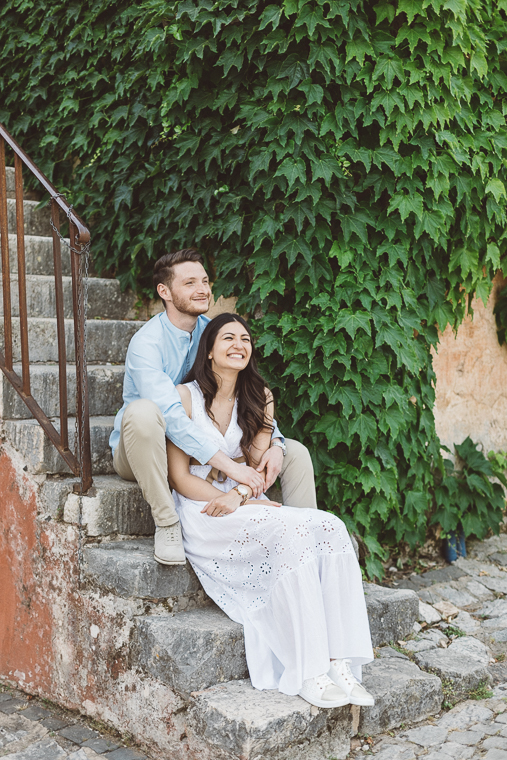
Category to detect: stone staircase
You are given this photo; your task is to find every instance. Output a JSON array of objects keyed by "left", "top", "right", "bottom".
[{"left": 0, "top": 167, "right": 446, "bottom": 759}]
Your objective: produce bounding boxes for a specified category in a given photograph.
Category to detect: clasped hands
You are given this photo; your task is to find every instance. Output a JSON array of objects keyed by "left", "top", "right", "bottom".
[{"left": 201, "top": 444, "right": 284, "bottom": 518}]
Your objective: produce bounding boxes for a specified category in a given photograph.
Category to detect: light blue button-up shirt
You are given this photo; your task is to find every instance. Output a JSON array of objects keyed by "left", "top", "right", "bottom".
[{"left": 109, "top": 311, "right": 282, "bottom": 464}]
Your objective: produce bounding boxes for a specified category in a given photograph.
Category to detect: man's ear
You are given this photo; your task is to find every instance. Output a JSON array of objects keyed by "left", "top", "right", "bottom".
[{"left": 157, "top": 282, "right": 172, "bottom": 303}]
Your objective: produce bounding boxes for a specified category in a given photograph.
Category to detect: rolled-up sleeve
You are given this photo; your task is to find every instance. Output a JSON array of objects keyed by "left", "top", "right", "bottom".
[{"left": 126, "top": 338, "right": 219, "bottom": 465}]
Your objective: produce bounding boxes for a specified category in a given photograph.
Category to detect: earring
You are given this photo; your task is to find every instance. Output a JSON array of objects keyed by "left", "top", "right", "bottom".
[{"left": 208, "top": 355, "right": 212, "bottom": 360}]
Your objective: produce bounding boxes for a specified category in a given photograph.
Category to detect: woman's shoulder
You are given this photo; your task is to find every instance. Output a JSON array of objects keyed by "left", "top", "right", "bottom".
[{"left": 176, "top": 383, "right": 193, "bottom": 417}]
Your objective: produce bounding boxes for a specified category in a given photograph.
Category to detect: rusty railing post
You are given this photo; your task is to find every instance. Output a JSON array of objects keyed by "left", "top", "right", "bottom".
[
  {"left": 70, "top": 222, "right": 92, "bottom": 493},
  {"left": 0, "top": 137, "right": 13, "bottom": 371}
]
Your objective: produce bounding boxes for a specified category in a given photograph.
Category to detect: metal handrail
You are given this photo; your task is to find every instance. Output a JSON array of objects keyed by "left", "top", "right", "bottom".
[{"left": 0, "top": 123, "right": 93, "bottom": 494}]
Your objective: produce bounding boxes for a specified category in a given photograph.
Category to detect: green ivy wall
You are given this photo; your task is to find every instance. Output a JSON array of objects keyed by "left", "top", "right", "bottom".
[{"left": 1, "top": 0, "right": 507, "bottom": 575}]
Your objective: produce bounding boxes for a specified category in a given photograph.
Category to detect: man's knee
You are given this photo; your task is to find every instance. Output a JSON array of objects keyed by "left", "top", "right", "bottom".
[
  {"left": 283, "top": 438, "right": 314, "bottom": 473},
  {"left": 122, "top": 399, "right": 164, "bottom": 441}
]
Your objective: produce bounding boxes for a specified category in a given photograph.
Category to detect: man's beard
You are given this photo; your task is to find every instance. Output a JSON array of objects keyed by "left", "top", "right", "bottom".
[{"left": 170, "top": 290, "right": 210, "bottom": 316}]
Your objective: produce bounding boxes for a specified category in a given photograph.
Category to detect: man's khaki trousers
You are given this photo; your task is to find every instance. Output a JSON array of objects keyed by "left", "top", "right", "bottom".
[{"left": 113, "top": 399, "right": 318, "bottom": 527}]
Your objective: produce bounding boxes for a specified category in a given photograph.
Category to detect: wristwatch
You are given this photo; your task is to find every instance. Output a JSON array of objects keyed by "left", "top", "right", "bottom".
[
  {"left": 270, "top": 439, "right": 287, "bottom": 456},
  {"left": 233, "top": 484, "right": 249, "bottom": 505}
]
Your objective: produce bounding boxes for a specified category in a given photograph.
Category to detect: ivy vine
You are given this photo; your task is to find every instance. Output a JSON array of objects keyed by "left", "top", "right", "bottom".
[{"left": 2, "top": 0, "right": 507, "bottom": 576}]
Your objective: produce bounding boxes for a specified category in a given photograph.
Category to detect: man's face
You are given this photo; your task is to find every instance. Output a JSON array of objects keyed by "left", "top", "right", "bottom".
[{"left": 164, "top": 261, "right": 212, "bottom": 316}]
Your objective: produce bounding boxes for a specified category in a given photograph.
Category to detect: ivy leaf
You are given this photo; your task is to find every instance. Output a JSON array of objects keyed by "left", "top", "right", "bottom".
[
  {"left": 485, "top": 179, "right": 507, "bottom": 204},
  {"left": 486, "top": 242, "right": 501, "bottom": 270},
  {"left": 449, "top": 246, "right": 479, "bottom": 278},
  {"left": 259, "top": 5, "right": 282, "bottom": 30},
  {"left": 351, "top": 413, "right": 378, "bottom": 445},
  {"left": 335, "top": 309, "right": 371, "bottom": 339},
  {"left": 277, "top": 54, "right": 309, "bottom": 88},
  {"left": 470, "top": 52, "right": 488, "bottom": 79},
  {"left": 274, "top": 157, "right": 307, "bottom": 188},
  {"left": 335, "top": 386, "right": 362, "bottom": 418},
  {"left": 373, "top": 56, "right": 405, "bottom": 89},
  {"left": 387, "top": 192, "right": 424, "bottom": 222}
]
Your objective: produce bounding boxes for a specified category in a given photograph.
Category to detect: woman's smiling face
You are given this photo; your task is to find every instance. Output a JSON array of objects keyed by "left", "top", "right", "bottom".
[{"left": 209, "top": 321, "right": 252, "bottom": 373}]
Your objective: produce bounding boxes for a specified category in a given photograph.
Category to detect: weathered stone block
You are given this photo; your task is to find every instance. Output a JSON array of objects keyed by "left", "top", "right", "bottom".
[
  {"left": 1, "top": 364, "right": 124, "bottom": 419},
  {"left": 132, "top": 608, "right": 248, "bottom": 695},
  {"left": 7, "top": 197, "right": 53, "bottom": 236},
  {"left": 358, "top": 657, "right": 443, "bottom": 735},
  {"left": 4, "top": 416, "right": 114, "bottom": 475},
  {"left": 0, "top": 275, "right": 135, "bottom": 320},
  {"left": 363, "top": 583, "right": 419, "bottom": 647},
  {"left": 188, "top": 678, "right": 351, "bottom": 760},
  {"left": 64, "top": 476, "right": 154, "bottom": 536},
  {"left": 0, "top": 317, "right": 142, "bottom": 363},
  {"left": 414, "top": 648, "right": 491, "bottom": 696},
  {"left": 7, "top": 234, "right": 71, "bottom": 276},
  {"left": 83, "top": 538, "right": 201, "bottom": 598}
]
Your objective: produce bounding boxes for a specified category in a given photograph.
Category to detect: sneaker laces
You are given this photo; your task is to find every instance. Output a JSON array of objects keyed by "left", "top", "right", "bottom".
[
  {"left": 335, "top": 658, "right": 356, "bottom": 687},
  {"left": 311, "top": 673, "right": 335, "bottom": 692},
  {"left": 158, "top": 525, "right": 179, "bottom": 544}
]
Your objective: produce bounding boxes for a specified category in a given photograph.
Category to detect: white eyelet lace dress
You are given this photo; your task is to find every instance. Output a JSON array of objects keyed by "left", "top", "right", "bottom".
[{"left": 172, "top": 381, "right": 374, "bottom": 696}]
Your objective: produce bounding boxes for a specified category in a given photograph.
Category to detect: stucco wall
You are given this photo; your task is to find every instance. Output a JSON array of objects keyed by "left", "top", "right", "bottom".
[
  {"left": 432, "top": 273, "right": 507, "bottom": 455},
  {"left": 0, "top": 443, "right": 194, "bottom": 760}
]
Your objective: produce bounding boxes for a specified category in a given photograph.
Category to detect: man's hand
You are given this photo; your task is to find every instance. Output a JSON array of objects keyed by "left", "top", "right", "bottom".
[
  {"left": 228, "top": 462, "right": 265, "bottom": 497},
  {"left": 201, "top": 489, "right": 243, "bottom": 517},
  {"left": 256, "top": 444, "right": 284, "bottom": 491},
  {"left": 208, "top": 451, "right": 265, "bottom": 497}
]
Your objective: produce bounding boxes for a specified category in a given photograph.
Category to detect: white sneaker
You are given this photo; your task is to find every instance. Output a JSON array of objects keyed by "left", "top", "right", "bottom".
[
  {"left": 299, "top": 673, "right": 349, "bottom": 708},
  {"left": 154, "top": 523, "right": 186, "bottom": 565},
  {"left": 328, "top": 659, "right": 374, "bottom": 707}
]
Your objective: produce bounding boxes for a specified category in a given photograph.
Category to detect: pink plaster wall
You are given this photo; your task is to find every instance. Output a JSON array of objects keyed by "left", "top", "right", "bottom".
[{"left": 432, "top": 273, "right": 507, "bottom": 455}]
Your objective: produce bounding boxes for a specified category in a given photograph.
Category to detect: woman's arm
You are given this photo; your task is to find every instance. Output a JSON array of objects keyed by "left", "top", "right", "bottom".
[
  {"left": 167, "top": 385, "right": 225, "bottom": 501},
  {"left": 249, "top": 389, "right": 275, "bottom": 469}
]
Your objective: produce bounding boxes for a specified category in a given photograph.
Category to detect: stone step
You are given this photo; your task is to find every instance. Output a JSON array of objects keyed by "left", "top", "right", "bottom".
[
  {"left": 81, "top": 537, "right": 418, "bottom": 644},
  {"left": 130, "top": 581, "right": 418, "bottom": 694},
  {"left": 132, "top": 607, "right": 248, "bottom": 697},
  {"left": 5, "top": 166, "right": 40, "bottom": 200},
  {"left": 187, "top": 652, "right": 443, "bottom": 760},
  {"left": 4, "top": 415, "right": 114, "bottom": 475},
  {"left": 187, "top": 678, "right": 352, "bottom": 760},
  {"left": 42, "top": 475, "right": 153, "bottom": 536},
  {"left": 83, "top": 538, "right": 206, "bottom": 596},
  {"left": 0, "top": 274, "right": 136, "bottom": 320},
  {"left": 6, "top": 235, "right": 72, "bottom": 275},
  {"left": 358, "top": 650, "right": 443, "bottom": 736},
  {"left": 0, "top": 316, "right": 143, "bottom": 363},
  {"left": 0, "top": 363, "right": 124, "bottom": 419},
  {"left": 7, "top": 197, "right": 53, "bottom": 236}
]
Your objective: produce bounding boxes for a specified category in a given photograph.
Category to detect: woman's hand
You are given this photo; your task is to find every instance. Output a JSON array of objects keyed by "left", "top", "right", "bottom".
[
  {"left": 245, "top": 499, "right": 282, "bottom": 508},
  {"left": 201, "top": 489, "right": 242, "bottom": 517}
]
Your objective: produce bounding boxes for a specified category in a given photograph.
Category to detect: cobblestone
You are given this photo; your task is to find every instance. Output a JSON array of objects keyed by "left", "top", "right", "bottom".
[
  {"left": 349, "top": 535, "right": 507, "bottom": 759},
  {"left": 0, "top": 688, "right": 150, "bottom": 759}
]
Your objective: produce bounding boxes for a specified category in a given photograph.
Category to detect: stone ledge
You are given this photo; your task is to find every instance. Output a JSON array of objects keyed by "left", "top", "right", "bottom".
[
  {"left": 83, "top": 538, "right": 200, "bottom": 598},
  {"left": 4, "top": 416, "right": 115, "bottom": 475},
  {"left": 131, "top": 608, "right": 249, "bottom": 696},
  {"left": 359, "top": 656, "right": 443, "bottom": 736},
  {"left": 364, "top": 583, "right": 419, "bottom": 647},
  {"left": 188, "top": 678, "right": 351, "bottom": 760}
]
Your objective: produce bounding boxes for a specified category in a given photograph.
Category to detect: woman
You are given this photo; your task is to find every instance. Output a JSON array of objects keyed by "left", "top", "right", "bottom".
[{"left": 167, "top": 313, "right": 374, "bottom": 709}]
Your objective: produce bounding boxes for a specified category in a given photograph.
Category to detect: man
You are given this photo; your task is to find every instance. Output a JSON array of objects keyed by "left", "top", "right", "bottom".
[{"left": 109, "top": 248, "right": 317, "bottom": 565}]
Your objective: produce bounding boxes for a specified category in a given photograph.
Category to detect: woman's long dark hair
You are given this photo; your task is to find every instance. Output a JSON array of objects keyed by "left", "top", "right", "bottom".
[{"left": 183, "top": 313, "right": 273, "bottom": 464}]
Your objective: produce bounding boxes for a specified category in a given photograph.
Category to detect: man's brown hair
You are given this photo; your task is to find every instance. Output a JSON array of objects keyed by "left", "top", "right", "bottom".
[{"left": 153, "top": 248, "right": 205, "bottom": 298}]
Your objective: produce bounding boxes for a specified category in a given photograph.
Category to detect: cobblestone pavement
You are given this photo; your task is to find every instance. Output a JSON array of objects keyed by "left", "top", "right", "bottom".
[
  {"left": 349, "top": 533, "right": 507, "bottom": 758},
  {"left": 0, "top": 686, "right": 152, "bottom": 760}
]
